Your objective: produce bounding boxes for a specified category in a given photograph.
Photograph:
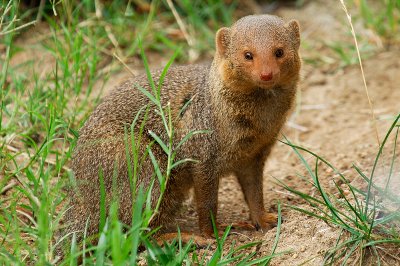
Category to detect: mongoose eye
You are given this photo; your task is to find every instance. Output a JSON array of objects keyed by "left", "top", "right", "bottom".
[
  {"left": 275, "top": 49, "right": 284, "bottom": 58},
  {"left": 244, "top": 52, "right": 253, "bottom": 60}
]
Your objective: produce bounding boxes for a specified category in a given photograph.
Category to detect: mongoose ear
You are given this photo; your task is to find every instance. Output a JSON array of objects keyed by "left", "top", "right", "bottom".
[
  {"left": 216, "top": 27, "right": 230, "bottom": 57},
  {"left": 286, "top": 20, "right": 300, "bottom": 50}
]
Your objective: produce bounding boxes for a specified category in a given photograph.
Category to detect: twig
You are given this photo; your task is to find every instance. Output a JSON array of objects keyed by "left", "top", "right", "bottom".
[
  {"left": 16, "top": 208, "right": 37, "bottom": 227},
  {"left": 272, "top": 189, "right": 294, "bottom": 197},
  {"left": 94, "top": 0, "right": 121, "bottom": 52},
  {"left": 81, "top": 34, "right": 114, "bottom": 57},
  {"left": 0, "top": 179, "right": 18, "bottom": 195},
  {"left": 36, "top": 0, "right": 46, "bottom": 22},
  {"left": 0, "top": 1, "right": 13, "bottom": 31},
  {"left": 5, "top": 144, "right": 71, "bottom": 172},
  {"left": 0, "top": 0, "right": 36, "bottom": 35},
  {"left": 0, "top": 20, "right": 36, "bottom": 36},
  {"left": 2, "top": 170, "right": 42, "bottom": 210},
  {"left": 165, "top": 0, "right": 194, "bottom": 47},
  {"left": 229, "top": 231, "right": 252, "bottom": 241},
  {"left": 339, "top": 0, "right": 380, "bottom": 147},
  {"left": 376, "top": 245, "right": 400, "bottom": 262},
  {"left": 113, "top": 52, "right": 137, "bottom": 77}
]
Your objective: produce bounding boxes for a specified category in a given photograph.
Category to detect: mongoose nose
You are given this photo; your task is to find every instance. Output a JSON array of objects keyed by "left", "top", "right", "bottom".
[{"left": 260, "top": 72, "right": 273, "bottom": 81}]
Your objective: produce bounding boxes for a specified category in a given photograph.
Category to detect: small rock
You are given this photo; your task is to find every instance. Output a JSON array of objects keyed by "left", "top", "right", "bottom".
[
  {"left": 238, "top": 235, "right": 248, "bottom": 243},
  {"left": 358, "top": 152, "right": 367, "bottom": 159}
]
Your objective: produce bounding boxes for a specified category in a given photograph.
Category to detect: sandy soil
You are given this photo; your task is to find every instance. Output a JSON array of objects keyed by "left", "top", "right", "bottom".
[{"left": 3, "top": 0, "right": 399, "bottom": 265}]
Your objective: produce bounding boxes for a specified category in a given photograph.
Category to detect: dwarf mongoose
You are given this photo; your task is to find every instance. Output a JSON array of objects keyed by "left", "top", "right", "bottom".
[{"left": 66, "top": 14, "right": 301, "bottom": 244}]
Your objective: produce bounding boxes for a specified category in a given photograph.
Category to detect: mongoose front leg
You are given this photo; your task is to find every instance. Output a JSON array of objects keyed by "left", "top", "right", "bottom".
[
  {"left": 236, "top": 157, "right": 277, "bottom": 231},
  {"left": 193, "top": 168, "right": 219, "bottom": 237}
]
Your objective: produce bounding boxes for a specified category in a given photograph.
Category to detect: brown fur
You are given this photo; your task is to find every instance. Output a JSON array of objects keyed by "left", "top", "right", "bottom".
[{"left": 64, "top": 14, "right": 301, "bottom": 245}]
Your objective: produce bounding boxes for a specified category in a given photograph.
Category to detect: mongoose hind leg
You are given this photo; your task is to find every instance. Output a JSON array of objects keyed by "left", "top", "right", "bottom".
[
  {"left": 192, "top": 164, "right": 220, "bottom": 237},
  {"left": 147, "top": 169, "right": 215, "bottom": 249},
  {"left": 148, "top": 167, "right": 194, "bottom": 230}
]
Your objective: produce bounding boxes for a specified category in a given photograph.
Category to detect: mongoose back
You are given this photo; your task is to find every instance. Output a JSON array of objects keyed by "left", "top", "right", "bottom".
[{"left": 66, "top": 14, "right": 301, "bottom": 244}]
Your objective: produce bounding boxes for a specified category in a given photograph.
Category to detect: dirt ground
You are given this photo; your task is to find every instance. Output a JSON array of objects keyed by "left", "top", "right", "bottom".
[{"left": 5, "top": 0, "right": 400, "bottom": 265}]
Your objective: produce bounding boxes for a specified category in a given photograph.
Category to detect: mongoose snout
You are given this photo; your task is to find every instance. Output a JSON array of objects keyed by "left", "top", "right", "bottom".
[{"left": 260, "top": 71, "right": 273, "bottom": 81}]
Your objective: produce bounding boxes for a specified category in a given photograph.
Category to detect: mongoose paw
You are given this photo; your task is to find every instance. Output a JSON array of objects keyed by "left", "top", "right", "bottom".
[
  {"left": 218, "top": 222, "right": 256, "bottom": 231},
  {"left": 254, "top": 212, "right": 278, "bottom": 232},
  {"left": 191, "top": 235, "right": 214, "bottom": 249},
  {"left": 157, "top": 232, "right": 212, "bottom": 249}
]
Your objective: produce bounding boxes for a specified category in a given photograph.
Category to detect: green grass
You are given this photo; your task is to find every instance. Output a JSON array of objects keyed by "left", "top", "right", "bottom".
[
  {"left": 356, "top": 0, "right": 400, "bottom": 45},
  {"left": 326, "top": 39, "right": 375, "bottom": 68},
  {"left": 281, "top": 2, "right": 400, "bottom": 263},
  {"left": 280, "top": 114, "right": 400, "bottom": 265},
  {"left": 325, "top": 0, "right": 400, "bottom": 68}
]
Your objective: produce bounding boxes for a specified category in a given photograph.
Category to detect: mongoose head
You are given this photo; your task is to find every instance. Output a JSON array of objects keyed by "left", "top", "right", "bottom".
[{"left": 215, "top": 15, "right": 301, "bottom": 91}]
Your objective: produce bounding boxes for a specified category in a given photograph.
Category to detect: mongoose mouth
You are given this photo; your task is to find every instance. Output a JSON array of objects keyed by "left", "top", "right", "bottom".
[{"left": 257, "top": 79, "right": 276, "bottom": 89}]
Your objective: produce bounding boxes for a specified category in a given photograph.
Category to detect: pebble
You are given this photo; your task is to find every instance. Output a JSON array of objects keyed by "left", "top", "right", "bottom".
[
  {"left": 358, "top": 152, "right": 367, "bottom": 159},
  {"left": 238, "top": 235, "right": 248, "bottom": 243}
]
